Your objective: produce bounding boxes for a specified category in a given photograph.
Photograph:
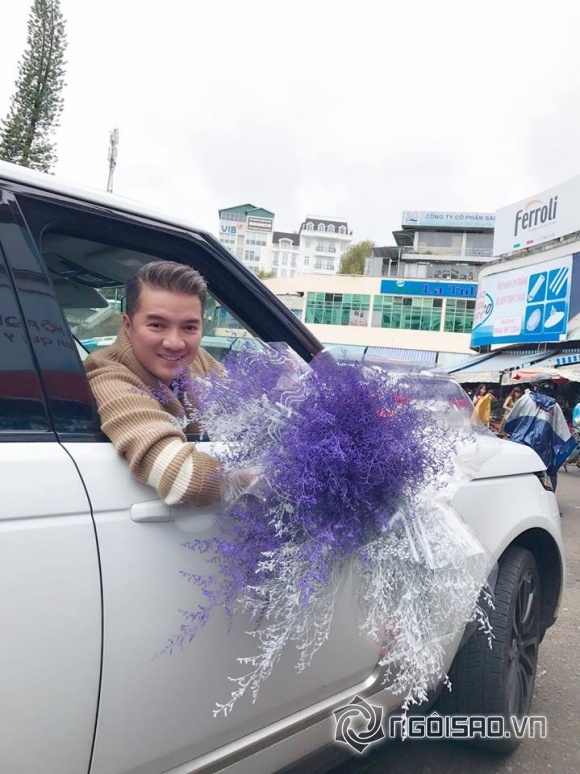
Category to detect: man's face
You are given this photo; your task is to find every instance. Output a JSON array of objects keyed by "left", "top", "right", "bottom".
[{"left": 123, "top": 285, "right": 203, "bottom": 384}]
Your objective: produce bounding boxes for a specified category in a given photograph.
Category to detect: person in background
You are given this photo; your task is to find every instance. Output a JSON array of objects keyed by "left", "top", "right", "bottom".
[
  {"left": 573, "top": 398, "right": 580, "bottom": 429},
  {"left": 473, "top": 384, "right": 488, "bottom": 405},
  {"left": 505, "top": 376, "right": 576, "bottom": 492},
  {"left": 563, "top": 397, "right": 580, "bottom": 471},
  {"left": 472, "top": 385, "right": 494, "bottom": 427},
  {"left": 500, "top": 386, "right": 523, "bottom": 434}
]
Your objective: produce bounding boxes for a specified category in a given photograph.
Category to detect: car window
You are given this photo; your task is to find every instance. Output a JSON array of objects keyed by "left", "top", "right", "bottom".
[
  {"left": 14, "top": 193, "right": 316, "bottom": 438},
  {"left": 0, "top": 246, "right": 50, "bottom": 434},
  {"left": 17, "top": 194, "right": 322, "bottom": 364},
  {"left": 39, "top": 235, "right": 263, "bottom": 362}
]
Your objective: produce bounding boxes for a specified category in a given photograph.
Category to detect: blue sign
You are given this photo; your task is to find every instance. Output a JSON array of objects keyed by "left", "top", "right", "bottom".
[
  {"left": 547, "top": 266, "right": 569, "bottom": 300},
  {"left": 380, "top": 279, "right": 478, "bottom": 298},
  {"left": 526, "top": 273, "right": 547, "bottom": 303},
  {"left": 471, "top": 255, "right": 574, "bottom": 347}
]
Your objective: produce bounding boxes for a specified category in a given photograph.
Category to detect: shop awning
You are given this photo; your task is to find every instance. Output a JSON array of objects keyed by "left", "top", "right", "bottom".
[
  {"left": 364, "top": 346, "right": 437, "bottom": 365},
  {"left": 532, "top": 350, "right": 580, "bottom": 368},
  {"left": 324, "top": 344, "right": 437, "bottom": 365},
  {"left": 556, "top": 365, "right": 580, "bottom": 381},
  {"left": 436, "top": 351, "right": 474, "bottom": 368},
  {"left": 447, "top": 351, "right": 558, "bottom": 383}
]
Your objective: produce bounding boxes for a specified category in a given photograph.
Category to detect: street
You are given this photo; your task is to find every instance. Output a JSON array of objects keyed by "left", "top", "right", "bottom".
[{"left": 333, "top": 467, "right": 580, "bottom": 774}]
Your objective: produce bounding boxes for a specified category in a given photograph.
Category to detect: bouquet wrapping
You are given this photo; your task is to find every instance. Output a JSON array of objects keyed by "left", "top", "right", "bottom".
[{"left": 156, "top": 345, "right": 494, "bottom": 717}]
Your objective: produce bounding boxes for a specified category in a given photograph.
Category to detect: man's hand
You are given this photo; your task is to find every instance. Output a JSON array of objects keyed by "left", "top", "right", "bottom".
[{"left": 222, "top": 467, "right": 264, "bottom": 503}]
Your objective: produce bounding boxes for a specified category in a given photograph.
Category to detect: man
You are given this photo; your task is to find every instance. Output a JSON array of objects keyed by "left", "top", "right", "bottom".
[
  {"left": 504, "top": 376, "right": 576, "bottom": 491},
  {"left": 84, "top": 260, "right": 224, "bottom": 506}
]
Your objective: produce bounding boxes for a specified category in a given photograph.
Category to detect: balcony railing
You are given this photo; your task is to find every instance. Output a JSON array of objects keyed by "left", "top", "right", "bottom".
[{"left": 404, "top": 246, "right": 493, "bottom": 257}]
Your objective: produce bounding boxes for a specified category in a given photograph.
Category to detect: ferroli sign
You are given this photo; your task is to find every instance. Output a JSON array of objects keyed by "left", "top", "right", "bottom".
[{"left": 493, "top": 175, "right": 580, "bottom": 256}]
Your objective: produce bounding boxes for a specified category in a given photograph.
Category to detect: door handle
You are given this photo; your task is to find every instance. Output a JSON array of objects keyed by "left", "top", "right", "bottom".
[{"left": 130, "top": 500, "right": 172, "bottom": 523}]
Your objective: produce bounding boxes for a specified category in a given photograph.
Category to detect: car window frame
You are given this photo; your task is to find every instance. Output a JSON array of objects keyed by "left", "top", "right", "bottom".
[
  {"left": 3, "top": 184, "right": 323, "bottom": 439},
  {"left": 0, "top": 190, "right": 55, "bottom": 441},
  {"left": 2, "top": 189, "right": 102, "bottom": 438},
  {"left": 12, "top": 185, "right": 323, "bottom": 360}
]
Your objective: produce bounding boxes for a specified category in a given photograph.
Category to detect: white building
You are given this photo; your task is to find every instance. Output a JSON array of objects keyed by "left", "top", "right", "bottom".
[
  {"left": 264, "top": 210, "right": 496, "bottom": 366},
  {"left": 218, "top": 205, "right": 353, "bottom": 277},
  {"left": 291, "top": 215, "right": 352, "bottom": 276},
  {"left": 270, "top": 217, "right": 353, "bottom": 277},
  {"left": 271, "top": 231, "right": 300, "bottom": 277}
]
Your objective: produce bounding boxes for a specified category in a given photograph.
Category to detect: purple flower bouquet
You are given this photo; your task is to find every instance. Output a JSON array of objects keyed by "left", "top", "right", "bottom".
[{"left": 159, "top": 344, "right": 493, "bottom": 717}]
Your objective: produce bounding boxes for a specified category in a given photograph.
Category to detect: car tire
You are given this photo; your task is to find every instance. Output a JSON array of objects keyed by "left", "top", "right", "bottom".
[{"left": 437, "top": 545, "right": 541, "bottom": 753}]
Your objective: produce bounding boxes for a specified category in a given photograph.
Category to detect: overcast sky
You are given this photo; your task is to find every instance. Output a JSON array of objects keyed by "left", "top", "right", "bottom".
[{"left": 2, "top": 0, "right": 580, "bottom": 243}]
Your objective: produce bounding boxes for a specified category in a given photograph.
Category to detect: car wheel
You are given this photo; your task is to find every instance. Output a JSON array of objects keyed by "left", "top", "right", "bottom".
[{"left": 437, "top": 545, "right": 541, "bottom": 753}]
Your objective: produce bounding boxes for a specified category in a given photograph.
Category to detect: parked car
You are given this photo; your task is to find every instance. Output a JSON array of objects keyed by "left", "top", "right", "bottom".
[{"left": 0, "top": 161, "right": 564, "bottom": 773}]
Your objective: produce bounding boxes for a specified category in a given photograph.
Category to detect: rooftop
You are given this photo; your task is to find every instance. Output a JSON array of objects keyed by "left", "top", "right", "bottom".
[
  {"left": 272, "top": 231, "right": 300, "bottom": 247},
  {"left": 219, "top": 203, "right": 275, "bottom": 218}
]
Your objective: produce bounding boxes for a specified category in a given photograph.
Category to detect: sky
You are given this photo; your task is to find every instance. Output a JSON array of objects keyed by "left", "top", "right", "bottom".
[{"left": 2, "top": 0, "right": 580, "bottom": 244}]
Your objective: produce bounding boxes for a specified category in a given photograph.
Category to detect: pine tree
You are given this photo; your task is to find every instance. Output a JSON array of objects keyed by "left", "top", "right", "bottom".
[{"left": 0, "top": 0, "right": 67, "bottom": 173}]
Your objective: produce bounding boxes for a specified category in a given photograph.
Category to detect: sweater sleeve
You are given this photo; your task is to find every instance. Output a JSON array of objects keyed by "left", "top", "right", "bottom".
[{"left": 86, "top": 364, "right": 223, "bottom": 507}]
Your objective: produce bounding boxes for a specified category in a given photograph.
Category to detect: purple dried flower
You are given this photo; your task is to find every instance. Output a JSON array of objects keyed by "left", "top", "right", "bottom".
[
  {"left": 154, "top": 347, "right": 488, "bottom": 716},
  {"left": 158, "top": 346, "right": 460, "bottom": 649}
]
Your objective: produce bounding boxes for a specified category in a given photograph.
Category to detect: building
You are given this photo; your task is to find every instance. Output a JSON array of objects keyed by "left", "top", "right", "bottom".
[
  {"left": 270, "top": 216, "right": 352, "bottom": 277},
  {"left": 264, "top": 210, "right": 496, "bottom": 366},
  {"left": 366, "top": 209, "right": 496, "bottom": 280},
  {"left": 218, "top": 205, "right": 353, "bottom": 277},
  {"left": 218, "top": 204, "right": 275, "bottom": 274},
  {"left": 446, "top": 175, "right": 580, "bottom": 383},
  {"left": 271, "top": 231, "right": 300, "bottom": 277},
  {"left": 291, "top": 216, "right": 352, "bottom": 276}
]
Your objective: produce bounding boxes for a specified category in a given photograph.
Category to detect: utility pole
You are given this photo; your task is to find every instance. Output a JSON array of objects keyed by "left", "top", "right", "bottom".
[{"left": 107, "top": 127, "right": 119, "bottom": 193}]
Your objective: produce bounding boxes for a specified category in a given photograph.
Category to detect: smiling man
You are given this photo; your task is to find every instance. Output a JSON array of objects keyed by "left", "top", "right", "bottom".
[{"left": 84, "top": 260, "right": 224, "bottom": 506}]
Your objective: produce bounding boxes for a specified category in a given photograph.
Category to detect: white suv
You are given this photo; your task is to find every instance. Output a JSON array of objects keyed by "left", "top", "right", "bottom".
[{"left": 0, "top": 161, "right": 564, "bottom": 773}]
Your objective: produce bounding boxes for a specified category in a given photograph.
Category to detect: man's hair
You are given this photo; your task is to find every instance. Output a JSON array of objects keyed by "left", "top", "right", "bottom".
[{"left": 125, "top": 260, "right": 208, "bottom": 317}]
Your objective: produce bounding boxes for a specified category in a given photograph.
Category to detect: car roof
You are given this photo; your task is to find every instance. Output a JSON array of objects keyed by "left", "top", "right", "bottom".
[{"left": 0, "top": 160, "right": 209, "bottom": 236}]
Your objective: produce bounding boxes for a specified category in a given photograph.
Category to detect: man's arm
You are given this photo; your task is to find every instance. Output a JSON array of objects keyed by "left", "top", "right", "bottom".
[{"left": 87, "top": 365, "right": 222, "bottom": 506}]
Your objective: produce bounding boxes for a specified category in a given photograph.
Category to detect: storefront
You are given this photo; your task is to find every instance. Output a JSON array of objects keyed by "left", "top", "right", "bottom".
[{"left": 444, "top": 173, "right": 580, "bottom": 419}]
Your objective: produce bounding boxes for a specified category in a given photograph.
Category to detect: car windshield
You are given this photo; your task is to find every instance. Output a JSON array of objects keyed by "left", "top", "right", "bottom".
[{"left": 324, "top": 346, "right": 483, "bottom": 432}]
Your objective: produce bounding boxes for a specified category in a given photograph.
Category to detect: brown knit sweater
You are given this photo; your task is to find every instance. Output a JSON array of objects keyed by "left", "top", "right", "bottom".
[{"left": 84, "top": 330, "right": 223, "bottom": 506}]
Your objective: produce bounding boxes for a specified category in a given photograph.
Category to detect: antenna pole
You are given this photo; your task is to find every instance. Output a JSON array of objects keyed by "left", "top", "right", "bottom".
[{"left": 107, "top": 128, "right": 119, "bottom": 193}]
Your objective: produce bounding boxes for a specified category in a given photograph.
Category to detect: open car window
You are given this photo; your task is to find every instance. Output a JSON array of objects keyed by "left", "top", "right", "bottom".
[{"left": 41, "top": 232, "right": 264, "bottom": 363}]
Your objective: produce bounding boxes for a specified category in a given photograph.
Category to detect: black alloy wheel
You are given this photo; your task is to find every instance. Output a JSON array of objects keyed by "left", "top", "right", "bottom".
[
  {"left": 437, "top": 545, "right": 541, "bottom": 753},
  {"left": 506, "top": 565, "right": 539, "bottom": 721}
]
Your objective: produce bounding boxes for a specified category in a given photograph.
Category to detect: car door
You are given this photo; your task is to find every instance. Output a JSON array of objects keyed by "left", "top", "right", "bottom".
[
  {"left": 13, "top": 189, "right": 382, "bottom": 774},
  {"left": 0, "top": 192, "right": 101, "bottom": 774}
]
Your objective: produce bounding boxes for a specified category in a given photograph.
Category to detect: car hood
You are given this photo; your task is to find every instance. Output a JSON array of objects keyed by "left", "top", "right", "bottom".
[{"left": 466, "top": 433, "right": 545, "bottom": 480}]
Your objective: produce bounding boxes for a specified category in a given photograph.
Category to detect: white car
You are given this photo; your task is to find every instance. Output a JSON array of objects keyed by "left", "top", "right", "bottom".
[{"left": 0, "top": 161, "right": 564, "bottom": 773}]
